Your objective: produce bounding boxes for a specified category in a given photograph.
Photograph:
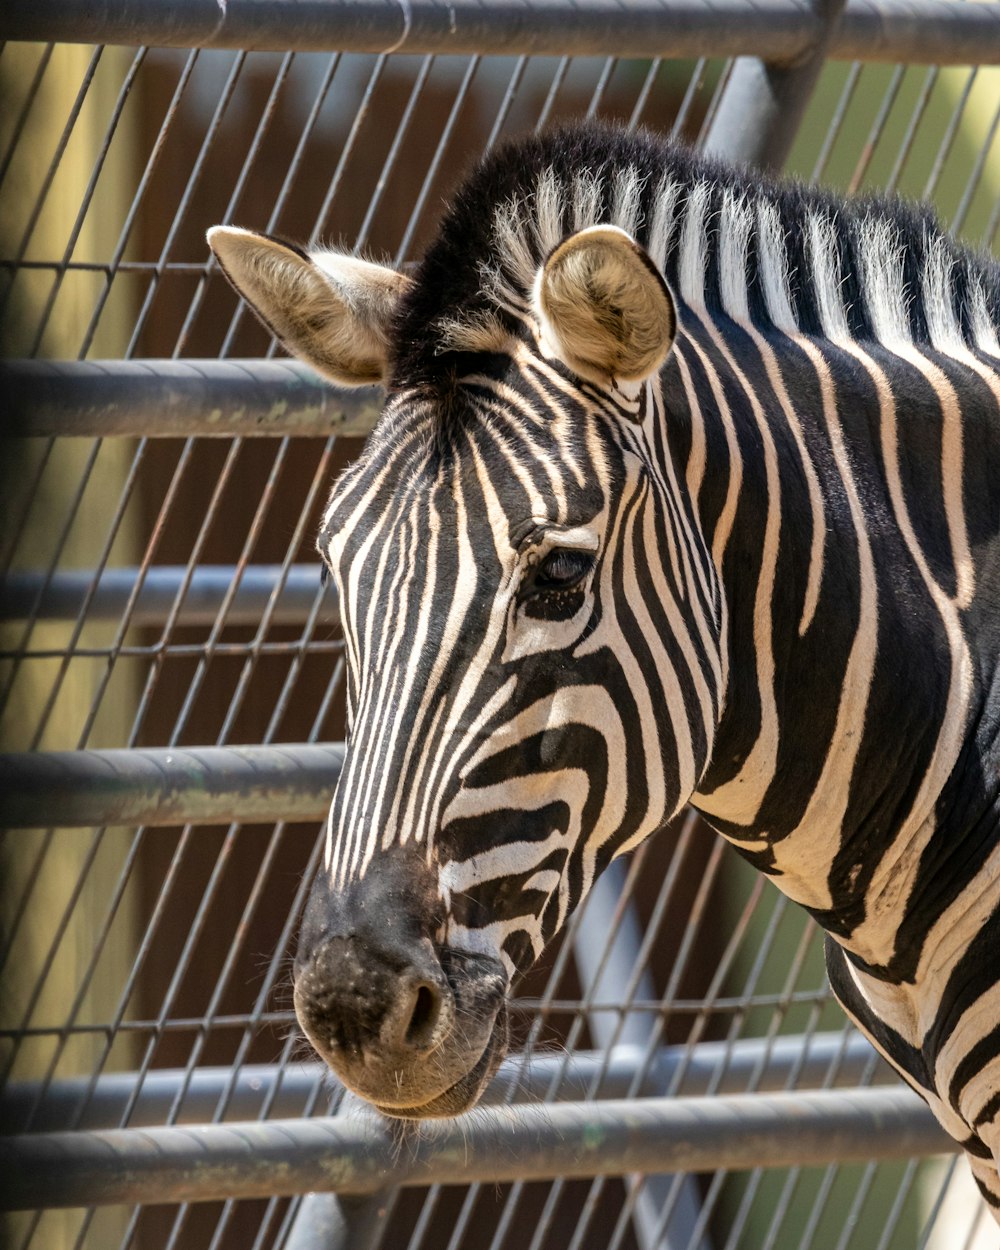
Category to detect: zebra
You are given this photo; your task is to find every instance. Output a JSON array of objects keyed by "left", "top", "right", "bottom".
[{"left": 207, "top": 121, "right": 1000, "bottom": 1216}]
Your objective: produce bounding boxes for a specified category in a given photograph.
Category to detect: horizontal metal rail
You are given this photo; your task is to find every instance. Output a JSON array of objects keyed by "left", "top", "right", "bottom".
[
  {"left": 0, "top": 1088, "right": 955, "bottom": 1210},
  {"left": 0, "top": 743, "right": 343, "bottom": 828},
  {"left": 2, "top": 0, "right": 999, "bottom": 63},
  {"left": 1, "top": 565, "right": 337, "bottom": 626},
  {"left": 0, "top": 1035, "right": 897, "bottom": 1132},
  {"left": 2, "top": 360, "right": 381, "bottom": 439}
]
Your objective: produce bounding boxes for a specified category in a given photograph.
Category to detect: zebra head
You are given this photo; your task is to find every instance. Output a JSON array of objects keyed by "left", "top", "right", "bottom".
[{"left": 208, "top": 190, "right": 722, "bottom": 1117}]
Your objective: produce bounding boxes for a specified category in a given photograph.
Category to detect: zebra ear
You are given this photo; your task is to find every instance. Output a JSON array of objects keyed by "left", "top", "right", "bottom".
[
  {"left": 206, "top": 226, "right": 411, "bottom": 387},
  {"left": 533, "top": 225, "right": 675, "bottom": 385}
]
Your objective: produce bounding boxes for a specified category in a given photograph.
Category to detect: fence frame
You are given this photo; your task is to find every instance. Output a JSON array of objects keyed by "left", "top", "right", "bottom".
[{"left": 3, "top": 2, "right": 997, "bottom": 1247}]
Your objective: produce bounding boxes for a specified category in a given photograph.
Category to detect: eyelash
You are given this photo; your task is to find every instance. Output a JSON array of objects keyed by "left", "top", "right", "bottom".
[{"left": 521, "top": 548, "right": 595, "bottom": 598}]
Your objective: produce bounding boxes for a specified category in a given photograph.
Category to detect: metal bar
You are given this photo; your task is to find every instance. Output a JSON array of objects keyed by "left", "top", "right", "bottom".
[
  {"left": 0, "top": 1088, "right": 955, "bottom": 1212},
  {"left": 2, "top": 360, "right": 381, "bottom": 439},
  {"left": 0, "top": 1034, "right": 896, "bottom": 1132},
  {"left": 0, "top": 743, "right": 344, "bottom": 828},
  {"left": 572, "top": 860, "right": 709, "bottom": 1250},
  {"left": 1, "top": 0, "right": 998, "bottom": 63},
  {"left": 704, "top": 0, "right": 846, "bottom": 170},
  {"left": 284, "top": 1094, "right": 394, "bottom": 1250}
]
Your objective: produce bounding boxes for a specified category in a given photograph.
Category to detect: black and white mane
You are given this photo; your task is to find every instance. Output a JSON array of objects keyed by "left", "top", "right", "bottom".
[{"left": 392, "top": 123, "right": 1000, "bottom": 398}]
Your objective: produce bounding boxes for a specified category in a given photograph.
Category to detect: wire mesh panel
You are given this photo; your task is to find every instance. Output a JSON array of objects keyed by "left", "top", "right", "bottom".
[{"left": 1, "top": 7, "right": 998, "bottom": 1250}]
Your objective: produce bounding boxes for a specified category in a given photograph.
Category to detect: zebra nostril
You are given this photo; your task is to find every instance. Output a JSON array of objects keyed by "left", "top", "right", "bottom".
[{"left": 404, "top": 981, "right": 444, "bottom": 1051}]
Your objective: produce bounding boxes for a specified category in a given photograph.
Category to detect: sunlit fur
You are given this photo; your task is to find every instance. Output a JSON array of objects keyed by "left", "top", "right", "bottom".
[{"left": 315, "top": 123, "right": 1000, "bottom": 1203}]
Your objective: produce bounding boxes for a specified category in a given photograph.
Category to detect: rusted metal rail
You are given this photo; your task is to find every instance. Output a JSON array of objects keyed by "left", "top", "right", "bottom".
[
  {"left": 0, "top": 1088, "right": 955, "bottom": 1212},
  {"left": 2, "top": 0, "right": 999, "bottom": 63},
  {"left": 0, "top": 743, "right": 344, "bottom": 828},
  {"left": 3, "top": 359, "right": 380, "bottom": 439}
]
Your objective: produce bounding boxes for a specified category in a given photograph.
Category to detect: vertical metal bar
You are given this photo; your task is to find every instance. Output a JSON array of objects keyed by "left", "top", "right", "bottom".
[
  {"left": 310, "top": 55, "right": 389, "bottom": 246},
  {"left": 395, "top": 56, "right": 481, "bottom": 265},
  {"left": 180, "top": 50, "right": 298, "bottom": 356},
  {"left": 585, "top": 57, "right": 618, "bottom": 119},
  {"left": 810, "top": 61, "right": 864, "bottom": 182},
  {"left": 572, "top": 859, "right": 711, "bottom": 1250},
  {"left": 951, "top": 93, "right": 1000, "bottom": 236},
  {"left": 483, "top": 57, "right": 529, "bottom": 153},
  {"left": 534, "top": 56, "right": 571, "bottom": 132},
  {"left": 983, "top": 190, "right": 1000, "bottom": 251},
  {"left": 628, "top": 59, "right": 664, "bottom": 131},
  {"left": 915, "top": 1156, "right": 961, "bottom": 1250},
  {"left": 561, "top": 15, "right": 843, "bottom": 1246},
  {"left": 922, "top": 67, "right": 978, "bottom": 201},
  {"left": 0, "top": 43, "right": 55, "bottom": 193},
  {"left": 532, "top": 813, "right": 718, "bottom": 1250},
  {"left": 354, "top": 56, "right": 436, "bottom": 253},
  {"left": 846, "top": 62, "right": 907, "bottom": 194},
  {"left": 220, "top": 52, "right": 343, "bottom": 352},
  {"left": 124, "top": 49, "right": 249, "bottom": 357},
  {"left": 27, "top": 47, "right": 148, "bottom": 358},
  {"left": 283, "top": 1098, "right": 395, "bottom": 1250},
  {"left": 0, "top": 45, "right": 104, "bottom": 325},
  {"left": 671, "top": 58, "right": 710, "bottom": 140},
  {"left": 885, "top": 66, "right": 939, "bottom": 193},
  {"left": 704, "top": 0, "right": 847, "bottom": 171},
  {"left": 79, "top": 50, "right": 202, "bottom": 359}
]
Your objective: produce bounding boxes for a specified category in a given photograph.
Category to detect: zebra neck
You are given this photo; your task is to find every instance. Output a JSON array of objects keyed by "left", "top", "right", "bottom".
[{"left": 678, "top": 291, "right": 1000, "bottom": 974}]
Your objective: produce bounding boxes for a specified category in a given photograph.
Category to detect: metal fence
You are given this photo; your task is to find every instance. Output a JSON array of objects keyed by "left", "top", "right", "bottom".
[{"left": 1, "top": 3, "right": 998, "bottom": 1248}]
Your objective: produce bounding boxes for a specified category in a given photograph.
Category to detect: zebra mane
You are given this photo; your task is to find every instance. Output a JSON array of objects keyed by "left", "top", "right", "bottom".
[{"left": 389, "top": 121, "right": 1000, "bottom": 395}]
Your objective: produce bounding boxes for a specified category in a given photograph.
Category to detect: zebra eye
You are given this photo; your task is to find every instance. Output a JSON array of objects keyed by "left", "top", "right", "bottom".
[{"left": 528, "top": 548, "right": 594, "bottom": 595}]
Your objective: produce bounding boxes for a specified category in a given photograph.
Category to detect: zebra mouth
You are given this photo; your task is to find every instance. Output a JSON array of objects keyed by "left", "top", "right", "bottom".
[{"left": 375, "top": 1000, "right": 510, "bottom": 1120}]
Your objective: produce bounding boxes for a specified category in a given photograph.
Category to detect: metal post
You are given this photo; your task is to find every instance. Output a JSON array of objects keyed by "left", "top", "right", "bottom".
[
  {"left": 571, "top": 11, "right": 848, "bottom": 1241},
  {"left": 704, "top": 0, "right": 847, "bottom": 171},
  {"left": 283, "top": 1094, "right": 395, "bottom": 1250},
  {"left": 574, "top": 859, "right": 711, "bottom": 1250}
]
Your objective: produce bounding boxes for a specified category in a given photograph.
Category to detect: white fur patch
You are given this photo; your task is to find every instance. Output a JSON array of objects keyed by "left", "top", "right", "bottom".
[
  {"left": 435, "top": 310, "right": 516, "bottom": 355},
  {"left": 921, "top": 234, "right": 963, "bottom": 354},
  {"left": 572, "top": 169, "right": 604, "bottom": 234},
  {"left": 859, "top": 216, "right": 912, "bottom": 348},
  {"left": 611, "top": 164, "right": 645, "bottom": 241},
  {"left": 533, "top": 167, "right": 564, "bottom": 257},
  {"left": 493, "top": 195, "right": 537, "bottom": 303},
  {"left": 719, "top": 189, "right": 752, "bottom": 324},
  {"left": 756, "top": 199, "right": 798, "bottom": 334},
  {"left": 647, "top": 176, "right": 682, "bottom": 275},
  {"left": 679, "top": 182, "right": 712, "bottom": 312},
  {"left": 806, "top": 212, "right": 851, "bottom": 343},
  {"left": 969, "top": 275, "right": 1000, "bottom": 357}
]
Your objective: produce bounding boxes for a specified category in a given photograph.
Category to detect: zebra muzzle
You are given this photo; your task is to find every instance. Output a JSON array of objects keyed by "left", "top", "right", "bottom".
[
  {"left": 293, "top": 936, "right": 508, "bottom": 1116},
  {"left": 293, "top": 849, "right": 509, "bottom": 1116}
]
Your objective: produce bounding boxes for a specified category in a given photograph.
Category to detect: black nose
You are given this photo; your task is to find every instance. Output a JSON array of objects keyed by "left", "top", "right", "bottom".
[{"left": 296, "top": 932, "right": 454, "bottom": 1061}]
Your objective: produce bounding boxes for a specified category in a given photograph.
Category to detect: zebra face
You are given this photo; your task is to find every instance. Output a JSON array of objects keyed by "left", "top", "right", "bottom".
[{"left": 207, "top": 218, "right": 712, "bottom": 1117}]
